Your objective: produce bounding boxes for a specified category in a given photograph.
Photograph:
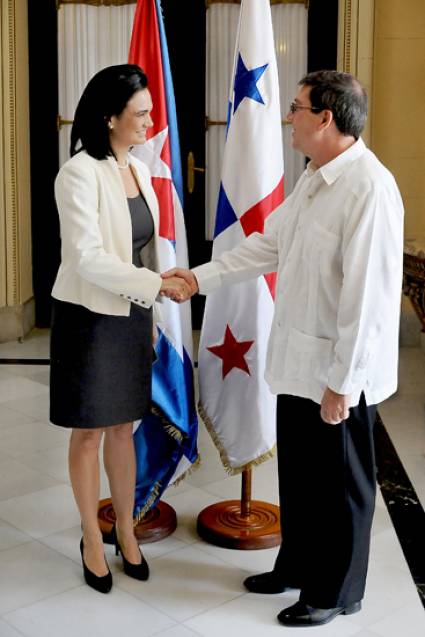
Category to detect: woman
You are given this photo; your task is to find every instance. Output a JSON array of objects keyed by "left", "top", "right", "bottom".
[{"left": 50, "top": 64, "right": 188, "bottom": 593}]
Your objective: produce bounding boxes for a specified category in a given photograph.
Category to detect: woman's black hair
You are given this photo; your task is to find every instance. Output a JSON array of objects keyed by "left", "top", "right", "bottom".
[{"left": 70, "top": 64, "right": 148, "bottom": 159}]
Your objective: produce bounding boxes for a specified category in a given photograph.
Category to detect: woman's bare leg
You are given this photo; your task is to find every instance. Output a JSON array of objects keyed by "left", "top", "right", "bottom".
[
  {"left": 103, "top": 422, "right": 141, "bottom": 564},
  {"left": 69, "top": 428, "right": 108, "bottom": 576}
]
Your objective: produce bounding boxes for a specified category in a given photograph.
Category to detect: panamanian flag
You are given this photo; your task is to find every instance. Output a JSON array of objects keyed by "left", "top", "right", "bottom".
[
  {"left": 128, "top": 0, "right": 198, "bottom": 520},
  {"left": 198, "top": 0, "right": 284, "bottom": 473}
]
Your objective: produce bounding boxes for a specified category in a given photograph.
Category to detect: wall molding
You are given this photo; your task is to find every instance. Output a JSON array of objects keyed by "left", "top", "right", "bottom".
[
  {"left": 4, "top": 0, "right": 19, "bottom": 305},
  {"left": 0, "top": 0, "right": 34, "bottom": 339},
  {"left": 337, "top": 0, "right": 375, "bottom": 145}
]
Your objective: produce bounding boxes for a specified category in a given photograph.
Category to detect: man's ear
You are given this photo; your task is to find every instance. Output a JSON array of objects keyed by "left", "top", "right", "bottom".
[{"left": 318, "top": 109, "right": 333, "bottom": 132}]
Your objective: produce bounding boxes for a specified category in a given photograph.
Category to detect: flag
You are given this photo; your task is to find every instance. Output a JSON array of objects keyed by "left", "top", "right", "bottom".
[
  {"left": 128, "top": 0, "right": 198, "bottom": 520},
  {"left": 198, "top": 0, "right": 284, "bottom": 473}
]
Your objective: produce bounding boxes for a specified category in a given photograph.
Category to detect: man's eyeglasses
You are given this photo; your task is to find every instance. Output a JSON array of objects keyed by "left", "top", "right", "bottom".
[{"left": 289, "top": 102, "right": 322, "bottom": 114}]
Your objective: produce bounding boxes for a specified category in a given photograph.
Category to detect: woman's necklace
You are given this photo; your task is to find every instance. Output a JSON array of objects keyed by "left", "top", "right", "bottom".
[{"left": 117, "top": 159, "right": 129, "bottom": 170}]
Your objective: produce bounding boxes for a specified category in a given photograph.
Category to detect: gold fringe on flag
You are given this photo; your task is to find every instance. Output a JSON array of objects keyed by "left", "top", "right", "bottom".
[
  {"left": 172, "top": 454, "right": 201, "bottom": 487},
  {"left": 151, "top": 404, "right": 184, "bottom": 443},
  {"left": 197, "top": 402, "right": 276, "bottom": 476},
  {"left": 134, "top": 480, "right": 162, "bottom": 525}
]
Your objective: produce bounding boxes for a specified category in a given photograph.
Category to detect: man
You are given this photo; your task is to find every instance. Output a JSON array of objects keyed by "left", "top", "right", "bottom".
[{"left": 162, "top": 70, "right": 404, "bottom": 627}]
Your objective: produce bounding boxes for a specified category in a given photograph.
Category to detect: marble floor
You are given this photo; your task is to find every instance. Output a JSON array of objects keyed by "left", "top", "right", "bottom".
[{"left": 0, "top": 329, "right": 424, "bottom": 637}]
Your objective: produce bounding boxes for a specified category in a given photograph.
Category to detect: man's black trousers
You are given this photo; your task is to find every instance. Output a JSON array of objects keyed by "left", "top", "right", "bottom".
[{"left": 274, "top": 393, "right": 377, "bottom": 608}]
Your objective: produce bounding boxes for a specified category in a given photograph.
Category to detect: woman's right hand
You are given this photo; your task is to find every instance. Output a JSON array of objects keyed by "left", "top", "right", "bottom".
[{"left": 159, "top": 276, "right": 192, "bottom": 303}]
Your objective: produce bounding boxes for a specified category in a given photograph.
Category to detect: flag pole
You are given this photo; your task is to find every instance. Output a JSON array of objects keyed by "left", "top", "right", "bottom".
[
  {"left": 241, "top": 468, "right": 252, "bottom": 518},
  {"left": 196, "top": 0, "right": 284, "bottom": 548},
  {"left": 196, "top": 468, "right": 280, "bottom": 550}
]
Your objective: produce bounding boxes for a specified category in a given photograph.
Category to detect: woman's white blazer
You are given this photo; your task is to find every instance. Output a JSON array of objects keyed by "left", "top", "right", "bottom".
[{"left": 52, "top": 150, "right": 163, "bottom": 316}]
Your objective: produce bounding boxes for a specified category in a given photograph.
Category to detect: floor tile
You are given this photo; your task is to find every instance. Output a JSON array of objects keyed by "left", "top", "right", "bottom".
[
  {"left": 0, "top": 541, "right": 81, "bottom": 615},
  {"left": 0, "top": 619, "right": 26, "bottom": 637},
  {"left": 370, "top": 502, "right": 392, "bottom": 536},
  {"left": 162, "top": 487, "right": 222, "bottom": 545},
  {"left": 192, "top": 539, "right": 279, "bottom": 575},
  {"left": 4, "top": 584, "right": 175, "bottom": 637},
  {"left": 155, "top": 626, "right": 201, "bottom": 637},
  {"left": 5, "top": 366, "right": 50, "bottom": 386},
  {"left": 338, "top": 628, "right": 378, "bottom": 637},
  {"left": 0, "top": 456, "right": 59, "bottom": 501},
  {"left": 0, "top": 485, "right": 80, "bottom": 539},
  {"left": 0, "top": 519, "right": 32, "bottom": 552},
  {"left": 0, "top": 378, "right": 47, "bottom": 405},
  {"left": 141, "top": 534, "right": 190, "bottom": 560},
  {"left": 115, "top": 544, "right": 245, "bottom": 622},
  {"left": 370, "top": 527, "right": 410, "bottom": 573},
  {"left": 382, "top": 418, "right": 425, "bottom": 455},
  {"left": 0, "top": 404, "right": 37, "bottom": 431},
  {"left": 353, "top": 562, "right": 421, "bottom": 626},
  {"left": 0, "top": 422, "right": 68, "bottom": 459},
  {"left": 0, "top": 395, "right": 49, "bottom": 423},
  {"left": 13, "top": 445, "right": 70, "bottom": 484},
  {"left": 368, "top": 600, "right": 425, "bottom": 637}
]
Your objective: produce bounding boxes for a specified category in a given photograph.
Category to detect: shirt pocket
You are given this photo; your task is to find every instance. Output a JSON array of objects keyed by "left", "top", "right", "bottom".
[
  {"left": 284, "top": 326, "right": 333, "bottom": 385},
  {"left": 302, "top": 220, "right": 340, "bottom": 278}
]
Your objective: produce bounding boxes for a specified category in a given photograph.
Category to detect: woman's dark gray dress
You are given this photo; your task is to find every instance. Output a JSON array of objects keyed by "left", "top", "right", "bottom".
[{"left": 50, "top": 193, "right": 155, "bottom": 428}]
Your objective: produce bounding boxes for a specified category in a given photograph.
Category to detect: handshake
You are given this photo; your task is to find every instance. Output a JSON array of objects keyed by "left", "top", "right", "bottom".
[{"left": 159, "top": 268, "right": 199, "bottom": 303}]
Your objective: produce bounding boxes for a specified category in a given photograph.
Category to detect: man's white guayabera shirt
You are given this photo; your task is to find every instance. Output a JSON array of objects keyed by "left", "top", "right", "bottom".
[{"left": 193, "top": 138, "right": 404, "bottom": 408}]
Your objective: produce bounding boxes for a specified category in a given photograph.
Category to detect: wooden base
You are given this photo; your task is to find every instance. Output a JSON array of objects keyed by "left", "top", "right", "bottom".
[
  {"left": 98, "top": 498, "right": 177, "bottom": 544},
  {"left": 197, "top": 499, "right": 281, "bottom": 550}
]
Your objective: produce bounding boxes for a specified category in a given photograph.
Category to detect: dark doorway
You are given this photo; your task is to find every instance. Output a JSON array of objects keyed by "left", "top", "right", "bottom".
[
  {"left": 161, "top": 0, "right": 209, "bottom": 329},
  {"left": 308, "top": 0, "right": 339, "bottom": 72},
  {"left": 28, "top": 0, "right": 60, "bottom": 328}
]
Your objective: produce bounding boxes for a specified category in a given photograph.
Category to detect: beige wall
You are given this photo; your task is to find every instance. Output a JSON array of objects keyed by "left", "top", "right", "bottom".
[{"left": 372, "top": 0, "right": 425, "bottom": 238}]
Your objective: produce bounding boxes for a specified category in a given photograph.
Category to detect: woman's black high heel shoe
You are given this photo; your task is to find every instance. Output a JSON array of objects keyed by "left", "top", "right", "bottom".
[
  {"left": 80, "top": 538, "right": 113, "bottom": 593},
  {"left": 112, "top": 526, "right": 149, "bottom": 581}
]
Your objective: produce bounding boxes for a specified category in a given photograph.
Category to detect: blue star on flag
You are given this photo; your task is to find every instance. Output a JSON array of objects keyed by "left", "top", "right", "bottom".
[{"left": 233, "top": 53, "right": 268, "bottom": 114}]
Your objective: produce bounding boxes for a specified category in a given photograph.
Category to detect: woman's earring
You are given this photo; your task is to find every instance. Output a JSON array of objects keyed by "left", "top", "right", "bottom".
[{"left": 108, "top": 122, "right": 114, "bottom": 130}]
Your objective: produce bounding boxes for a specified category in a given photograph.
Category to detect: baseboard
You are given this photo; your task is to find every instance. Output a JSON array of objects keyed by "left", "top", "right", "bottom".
[{"left": 0, "top": 298, "right": 35, "bottom": 343}]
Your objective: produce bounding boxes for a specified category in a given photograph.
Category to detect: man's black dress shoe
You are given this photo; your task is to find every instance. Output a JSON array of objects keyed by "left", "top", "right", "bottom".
[
  {"left": 243, "top": 571, "right": 294, "bottom": 594},
  {"left": 277, "top": 600, "right": 362, "bottom": 627}
]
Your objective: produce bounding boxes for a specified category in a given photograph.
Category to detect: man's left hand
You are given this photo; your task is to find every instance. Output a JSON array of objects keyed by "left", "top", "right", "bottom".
[{"left": 320, "top": 387, "right": 351, "bottom": 425}]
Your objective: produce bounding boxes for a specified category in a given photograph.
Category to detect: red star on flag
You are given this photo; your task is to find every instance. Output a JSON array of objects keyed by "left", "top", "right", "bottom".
[{"left": 207, "top": 325, "right": 254, "bottom": 379}]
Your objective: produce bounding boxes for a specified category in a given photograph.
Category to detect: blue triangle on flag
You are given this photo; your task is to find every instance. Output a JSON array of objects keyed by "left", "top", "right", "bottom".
[{"left": 214, "top": 184, "right": 238, "bottom": 238}]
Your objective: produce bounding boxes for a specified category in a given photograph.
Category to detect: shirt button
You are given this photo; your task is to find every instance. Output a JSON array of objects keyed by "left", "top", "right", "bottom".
[
  {"left": 127, "top": 296, "right": 131, "bottom": 299},
  {"left": 134, "top": 299, "right": 139, "bottom": 302}
]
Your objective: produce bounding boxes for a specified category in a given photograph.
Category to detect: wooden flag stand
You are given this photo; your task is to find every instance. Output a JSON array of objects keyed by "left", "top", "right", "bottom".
[
  {"left": 197, "top": 468, "right": 281, "bottom": 549},
  {"left": 98, "top": 498, "right": 177, "bottom": 544}
]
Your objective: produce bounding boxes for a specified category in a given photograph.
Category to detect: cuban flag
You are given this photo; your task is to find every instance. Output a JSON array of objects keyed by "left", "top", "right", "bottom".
[
  {"left": 128, "top": 0, "right": 198, "bottom": 520},
  {"left": 198, "top": 0, "right": 284, "bottom": 473}
]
